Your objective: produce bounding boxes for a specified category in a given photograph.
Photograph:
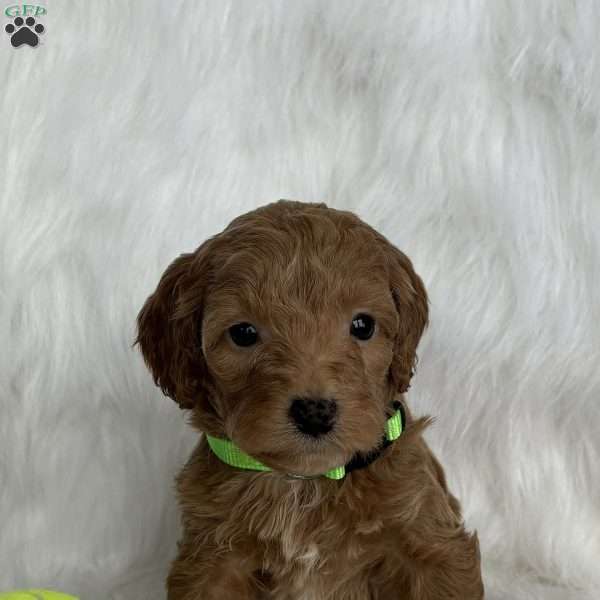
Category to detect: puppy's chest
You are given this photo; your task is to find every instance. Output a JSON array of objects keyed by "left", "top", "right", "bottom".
[{"left": 246, "top": 484, "right": 385, "bottom": 592}]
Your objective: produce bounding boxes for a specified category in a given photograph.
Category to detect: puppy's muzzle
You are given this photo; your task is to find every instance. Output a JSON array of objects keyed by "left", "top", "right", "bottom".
[{"left": 289, "top": 396, "right": 337, "bottom": 437}]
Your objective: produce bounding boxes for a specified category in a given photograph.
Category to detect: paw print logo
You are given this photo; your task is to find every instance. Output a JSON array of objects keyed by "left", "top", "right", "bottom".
[{"left": 5, "top": 16, "right": 45, "bottom": 47}]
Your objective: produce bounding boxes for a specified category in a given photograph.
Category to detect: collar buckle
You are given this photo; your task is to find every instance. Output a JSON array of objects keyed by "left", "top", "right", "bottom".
[{"left": 284, "top": 472, "right": 321, "bottom": 481}]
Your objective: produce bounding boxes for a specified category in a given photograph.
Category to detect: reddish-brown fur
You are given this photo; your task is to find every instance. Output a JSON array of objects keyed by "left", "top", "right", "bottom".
[{"left": 136, "top": 200, "right": 484, "bottom": 599}]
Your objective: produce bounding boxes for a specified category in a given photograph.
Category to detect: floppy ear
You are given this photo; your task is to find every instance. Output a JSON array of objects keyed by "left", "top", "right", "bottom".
[
  {"left": 383, "top": 243, "right": 429, "bottom": 394},
  {"left": 135, "top": 250, "right": 211, "bottom": 410}
]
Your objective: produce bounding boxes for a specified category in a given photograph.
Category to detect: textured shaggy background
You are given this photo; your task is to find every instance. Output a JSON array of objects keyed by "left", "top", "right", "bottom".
[{"left": 1, "top": 1, "right": 599, "bottom": 598}]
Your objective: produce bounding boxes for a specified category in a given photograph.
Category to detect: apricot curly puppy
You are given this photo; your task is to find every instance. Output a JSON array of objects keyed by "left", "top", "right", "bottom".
[{"left": 136, "top": 200, "right": 484, "bottom": 600}]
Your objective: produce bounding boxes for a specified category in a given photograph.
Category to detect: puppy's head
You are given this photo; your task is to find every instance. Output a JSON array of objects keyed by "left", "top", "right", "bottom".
[{"left": 136, "top": 200, "right": 428, "bottom": 476}]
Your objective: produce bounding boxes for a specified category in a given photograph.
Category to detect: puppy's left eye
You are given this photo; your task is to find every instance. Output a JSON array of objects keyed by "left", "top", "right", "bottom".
[
  {"left": 350, "top": 313, "right": 375, "bottom": 341},
  {"left": 229, "top": 322, "right": 259, "bottom": 347}
]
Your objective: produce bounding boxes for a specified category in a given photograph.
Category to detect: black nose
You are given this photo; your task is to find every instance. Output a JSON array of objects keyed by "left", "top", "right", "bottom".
[{"left": 289, "top": 396, "right": 337, "bottom": 437}]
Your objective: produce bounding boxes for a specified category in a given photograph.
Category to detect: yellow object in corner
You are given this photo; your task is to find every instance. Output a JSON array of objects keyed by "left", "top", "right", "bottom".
[{"left": 0, "top": 591, "right": 78, "bottom": 600}]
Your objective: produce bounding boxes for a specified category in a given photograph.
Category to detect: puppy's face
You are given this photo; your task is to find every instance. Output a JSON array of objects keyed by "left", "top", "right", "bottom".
[{"left": 137, "top": 201, "right": 427, "bottom": 476}]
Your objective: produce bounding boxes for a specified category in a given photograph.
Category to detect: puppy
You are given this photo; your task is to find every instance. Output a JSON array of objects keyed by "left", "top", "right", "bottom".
[{"left": 136, "top": 200, "right": 484, "bottom": 599}]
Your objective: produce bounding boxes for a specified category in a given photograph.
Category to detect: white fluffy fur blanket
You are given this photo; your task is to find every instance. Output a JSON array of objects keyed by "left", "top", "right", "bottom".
[{"left": 1, "top": 2, "right": 598, "bottom": 598}]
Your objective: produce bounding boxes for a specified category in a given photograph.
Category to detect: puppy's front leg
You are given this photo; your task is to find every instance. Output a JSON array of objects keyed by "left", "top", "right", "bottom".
[
  {"left": 389, "top": 448, "right": 484, "bottom": 599},
  {"left": 374, "top": 527, "right": 482, "bottom": 600},
  {"left": 407, "top": 529, "right": 483, "bottom": 600},
  {"left": 167, "top": 540, "right": 267, "bottom": 600},
  {"left": 372, "top": 436, "right": 484, "bottom": 600}
]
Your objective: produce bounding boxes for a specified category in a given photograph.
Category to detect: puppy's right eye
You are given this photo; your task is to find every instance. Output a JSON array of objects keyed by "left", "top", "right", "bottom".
[
  {"left": 350, "top": 313, "right": 375, "bottom": 340},
  {"left": 229, "top": 322, "right": 259, "bottom": 347}
]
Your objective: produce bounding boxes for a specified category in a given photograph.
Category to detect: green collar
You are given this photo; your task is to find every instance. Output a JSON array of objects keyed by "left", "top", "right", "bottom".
[{"left": 206, "top": 406, "right": 405, "bottom": 480}]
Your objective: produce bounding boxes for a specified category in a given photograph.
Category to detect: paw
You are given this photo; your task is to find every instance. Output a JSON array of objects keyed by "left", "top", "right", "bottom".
[{"left": 5, "top": 16, "right": 44, "bottom": 48}]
